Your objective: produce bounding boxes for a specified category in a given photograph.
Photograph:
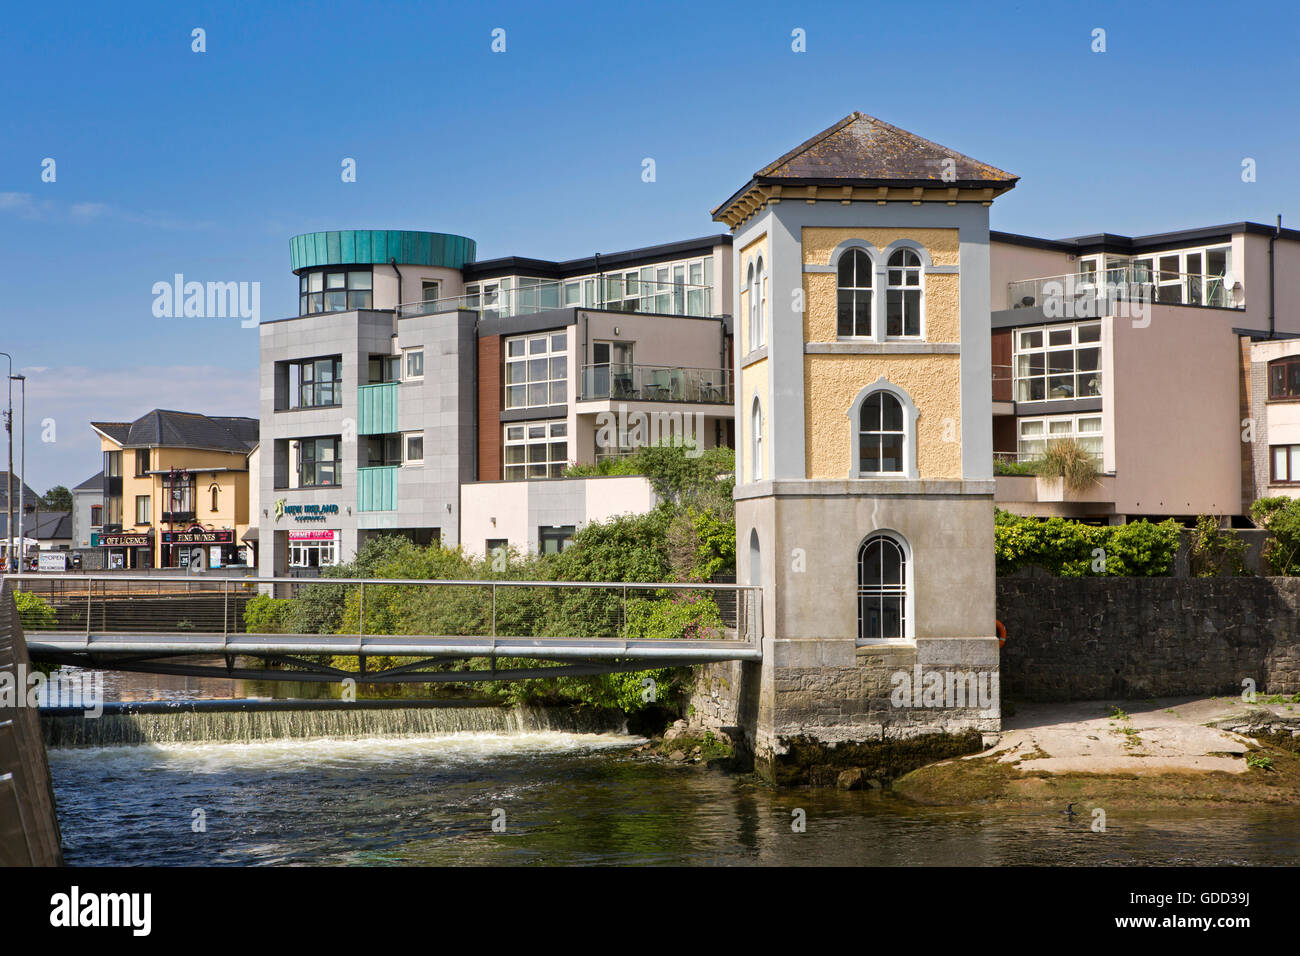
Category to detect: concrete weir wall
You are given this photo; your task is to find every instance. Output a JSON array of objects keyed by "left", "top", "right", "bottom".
[
  {"left": 0, "top": 582, "right": 64, "bottom": 866},
  {"left": 999, "top": 577, "right": 1300, "bottom": 701}
]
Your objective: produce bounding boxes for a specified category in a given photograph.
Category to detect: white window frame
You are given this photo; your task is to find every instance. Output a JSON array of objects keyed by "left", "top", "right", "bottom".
[
  {"left": 836, "top": 247, "right": 875, "bottom": 339},
  {"left": 1013, "top": 321, "right": 1102, "bottom": 403},
  {"left": 857, "top": 531, "right": 912, "bottom": 644},
  {"left": 403, "top": 347, "right": 425, "bottom": 381},
  {"left": 403, "top": 431, "right": 424, "bottom": 466},
  {"left": 751, "top": 398, "right": 763, "bottom": 482},
  {"left": 504, "top": 332, "right": 568, "bottom": 410},
  {"left": 504, "top": 419, "right": 569, "bottom": 480},
  {"left": 885, "top": 248, "right": 924, "bottom": 339},
  {"left": 1017, "top": 413, "right": 1103, "bottom": 462}
]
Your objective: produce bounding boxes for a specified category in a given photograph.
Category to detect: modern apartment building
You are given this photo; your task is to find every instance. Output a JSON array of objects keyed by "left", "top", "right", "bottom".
[
  {"left": 989, "top": 221, "right": 1300, "bottom": 522},
  {"left": 90, "top": 410, "right": 259, "bottom": 569},
  {"left": 259, "top": 231, "right": 734, "bottom": 576}
]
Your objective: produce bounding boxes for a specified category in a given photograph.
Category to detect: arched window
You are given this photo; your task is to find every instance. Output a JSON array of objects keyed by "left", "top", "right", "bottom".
[
  {"left": 837, "top": 248, "right": 873, "bottom": 337},
  {"left": 748, "top": 528, "right": 761, "bottom": 587},
  {"left": 746, "top": 262, "right": 757, "bottom": 350},
  {"left": 858, "top": 391, "right": 905, "bottom": 474},
  {"left": 210, "top": 484, "right": 220, "bottom": 511},
  {"left": 858, "top": 533, "right": 907, "bottom": 641},
  {"left": 757, "top": 256, "right": 767, "bottom": 348},
  {"left": 886, "top": 248, "right": 923, "bottom": 337},
  {"left": 751, "top": 398, "right": 763, "bottom": 481}
]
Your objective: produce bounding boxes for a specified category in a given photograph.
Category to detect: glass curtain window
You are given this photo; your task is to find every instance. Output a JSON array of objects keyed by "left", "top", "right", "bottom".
[
  {"left": 837, "top": 249, "right": 873, "bottom": 337},
  {"left": 299, "top": 269, "right": 371, "bottom": 314},
  {"left": 298, "top": 357, "right": 342, "bottom": 407},
  {"left": 858, "top": 535, "right": 906, "bottom": 640}
]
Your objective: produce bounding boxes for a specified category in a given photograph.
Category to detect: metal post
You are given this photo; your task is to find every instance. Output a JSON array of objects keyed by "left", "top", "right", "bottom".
[
  {"left": 222, "top": 578, "right": 229, "bottom": 637},
  {"left": 85, "top": 579, "right": 92, "bottom": 639},
  {"left": 1, "top": 351, "right": 12, "bottom": 573},
  {"left": 490, "top": 582, "right": 496, "bottom": 637},
  {"left": 13, "top": 375, "right": 23, "bottom": 571},
  {"left": 358, "top": 581, "right": 364, "bottom": 637},
  {"left": 622, "top": 584, "right": 628, "bottom": 639}
]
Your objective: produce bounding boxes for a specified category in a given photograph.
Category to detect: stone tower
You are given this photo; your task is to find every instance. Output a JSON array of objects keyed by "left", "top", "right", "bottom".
[{"left": 712, "top": 113, "right": 1018, "bottom": 782}]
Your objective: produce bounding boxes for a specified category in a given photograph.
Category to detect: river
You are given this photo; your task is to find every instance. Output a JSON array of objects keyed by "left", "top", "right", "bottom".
[{"left": 40, "top": 667, "right": 1300, "bottom": 866}]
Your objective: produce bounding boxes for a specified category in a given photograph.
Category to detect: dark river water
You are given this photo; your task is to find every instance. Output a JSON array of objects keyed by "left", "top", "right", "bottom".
[{"left": 47, "top": 732, "right": 1300, "bottom": 866}]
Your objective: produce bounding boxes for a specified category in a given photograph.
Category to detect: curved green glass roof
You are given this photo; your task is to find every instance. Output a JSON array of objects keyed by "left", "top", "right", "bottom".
[{"left": 289, "top": 230, "right": 476, "bottom": 272}]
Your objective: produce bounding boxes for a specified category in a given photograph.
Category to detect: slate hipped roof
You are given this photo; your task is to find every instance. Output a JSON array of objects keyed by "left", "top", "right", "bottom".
[
  {"left": 0, "top": 472, "right": 41, "bottom": 505},
  {"left": 713, "top": 111, "right": 1018, "bottom": 222},
  {"left": 0, "top": 511, "right": 71, "bottom": 541},
  {"left": 91, "top": 409, "right": 258, "bottom": 453},
  {"left": 73, "top": 470, "right": 104, "bottom": 492}
]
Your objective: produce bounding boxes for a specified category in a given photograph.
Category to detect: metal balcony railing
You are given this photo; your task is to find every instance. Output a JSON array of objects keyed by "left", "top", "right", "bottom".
[
  {"left": 579, "top": 364, "right": 732, "bottom": 404},
  {"left": 1007, "top": 268, "right": 1242, "bottom": 314},
  {"left": 397, "top": 277, "right": 715, "bottom": 320}
]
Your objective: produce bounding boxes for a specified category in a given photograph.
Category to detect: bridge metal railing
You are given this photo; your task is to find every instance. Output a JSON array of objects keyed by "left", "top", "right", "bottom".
[{"left": 2, "top": 574, "right": 762, "bottom": 647}]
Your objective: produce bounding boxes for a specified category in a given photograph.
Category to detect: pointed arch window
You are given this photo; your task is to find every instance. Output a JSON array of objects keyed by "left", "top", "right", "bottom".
[
  {"left": 837, "top": 248, "right": 873, "bottom": 338},
  {"left": 751, "top": 398, "right": 764, "bottom": 482},
  {"left": 858, "top": 533, "right": 907, "bottom": 641},
  {"left": 886, "top": 248, "right": 923, "bottom": 337}
]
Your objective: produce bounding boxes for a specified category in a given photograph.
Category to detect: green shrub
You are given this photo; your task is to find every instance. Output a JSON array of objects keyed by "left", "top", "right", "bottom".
[
  {"left": 1188, "top": 515, "right": 1248, "bottom": 577},
  {"left": 242, "top": 594, "right": 296, "bottom": 633},
  {"left": 1032, "top": 437, "right": 1098, "bottom": 494},
  {"left": 993, "top": 458, "right": 1037, "bottom": 476},
  {"left": 1252, "top": 496, "right": 1300, "bottom": 575},
  {"left": 994, "top": 510, "right": 1180, "bottom": 576},
  {"left": 13, "top": 591, "right": 57, "bottom": 629}
]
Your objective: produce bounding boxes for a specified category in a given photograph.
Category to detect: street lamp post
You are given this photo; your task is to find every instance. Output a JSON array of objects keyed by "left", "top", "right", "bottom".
[
  {"left": 0, "top": 351, "right": 12, "bottom": 572},
  {"left": 11, "top": 375, "right": 25, "bottom": 569}
]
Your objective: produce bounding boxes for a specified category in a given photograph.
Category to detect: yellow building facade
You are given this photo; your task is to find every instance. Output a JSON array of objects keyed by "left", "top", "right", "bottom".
[
  {"left": 714, "top": 112, "right": 1018, "bottom": 778},
  {"left": 92, "top": 411, "right": 258, "bottom": 570}
]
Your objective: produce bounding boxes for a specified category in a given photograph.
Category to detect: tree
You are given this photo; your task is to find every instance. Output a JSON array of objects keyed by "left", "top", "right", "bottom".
[{"left": 42, "top": 485, "right": 72, "bottom": 511}]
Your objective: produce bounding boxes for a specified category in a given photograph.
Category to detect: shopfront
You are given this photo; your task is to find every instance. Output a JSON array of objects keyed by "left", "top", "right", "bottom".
[
  {"left": 99, "top": 532, "right": 153, "bottom": 570},
  {"left": 161, "top": 527, "right": 240, "bottom": 569},
  {"left": 288, "top": 529, "right": 339, "bottom": 569}
]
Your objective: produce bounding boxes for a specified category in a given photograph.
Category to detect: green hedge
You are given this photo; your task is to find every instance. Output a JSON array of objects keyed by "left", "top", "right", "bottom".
[{"left": 994, "top": 510, "right": 1181, "bottom": 577}]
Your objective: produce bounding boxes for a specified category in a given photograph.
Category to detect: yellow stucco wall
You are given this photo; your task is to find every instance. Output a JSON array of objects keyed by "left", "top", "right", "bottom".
[
  {"left": 801, "top": 227, "right": 959, "bottom": 268},
  {"left": 796, "top": 227, "right": 963, "bottom": 479},
  {"left": 740, "top": 357, "right": 769, "bottom": 482},
  {"left": 98, "top": 437, "right": 253, "bottom": 564},
  {"left": 801, "top": 227, "right": 960, "bottom": 344},
  {"left": 803, "top": 354, "right": 963, "bottom": 480},
  {"left": 738, "top": 232, "right": 769, "bottom": 355}
]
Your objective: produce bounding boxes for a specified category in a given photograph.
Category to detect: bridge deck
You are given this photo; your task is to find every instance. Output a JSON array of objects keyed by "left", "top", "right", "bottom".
[{"left": 27, "top": 631, "right": 761, "bottom": 662}]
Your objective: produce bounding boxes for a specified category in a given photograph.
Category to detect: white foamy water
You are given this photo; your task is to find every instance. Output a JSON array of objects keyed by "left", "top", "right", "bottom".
[{"left": 46, "top": 730, "right": 644, "bottom": 774}]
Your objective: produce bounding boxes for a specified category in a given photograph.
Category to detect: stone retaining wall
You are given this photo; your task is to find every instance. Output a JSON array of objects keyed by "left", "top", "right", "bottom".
[{"left": 999, "top": 576, "right": 1300, "bottom": 702}]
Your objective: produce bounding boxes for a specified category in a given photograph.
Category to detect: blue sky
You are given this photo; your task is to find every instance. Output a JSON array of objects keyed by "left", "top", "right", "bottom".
[{"left": 2, "top": 0, "right": 1298, "bottom": 493}]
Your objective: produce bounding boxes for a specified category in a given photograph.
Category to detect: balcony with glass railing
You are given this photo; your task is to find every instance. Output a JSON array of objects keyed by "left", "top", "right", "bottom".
[
  {"left": 1007, "top": 267, "right": 1243, "bottom": 314},
  {"left": 578, "top": 364, "right": 733, "bottom": 405},
  {"left": 397, "top": 277, "right": 714, "bottom": 320}
]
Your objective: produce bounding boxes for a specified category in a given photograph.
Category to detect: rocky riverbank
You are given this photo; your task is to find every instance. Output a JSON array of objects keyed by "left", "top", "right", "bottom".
[{"left": 893, "top": 696, "right": 1300, "bottom": 808}]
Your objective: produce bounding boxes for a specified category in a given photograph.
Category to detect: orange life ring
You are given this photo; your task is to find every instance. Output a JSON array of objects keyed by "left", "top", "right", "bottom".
[{"left": 996, "top": 619, "right": 1007, "bottom": 649}]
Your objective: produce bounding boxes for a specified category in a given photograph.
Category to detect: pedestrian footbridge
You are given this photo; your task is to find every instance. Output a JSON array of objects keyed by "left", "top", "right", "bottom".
[{"left": 4, "top": 574, "right": 762, "bottom": 683}]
